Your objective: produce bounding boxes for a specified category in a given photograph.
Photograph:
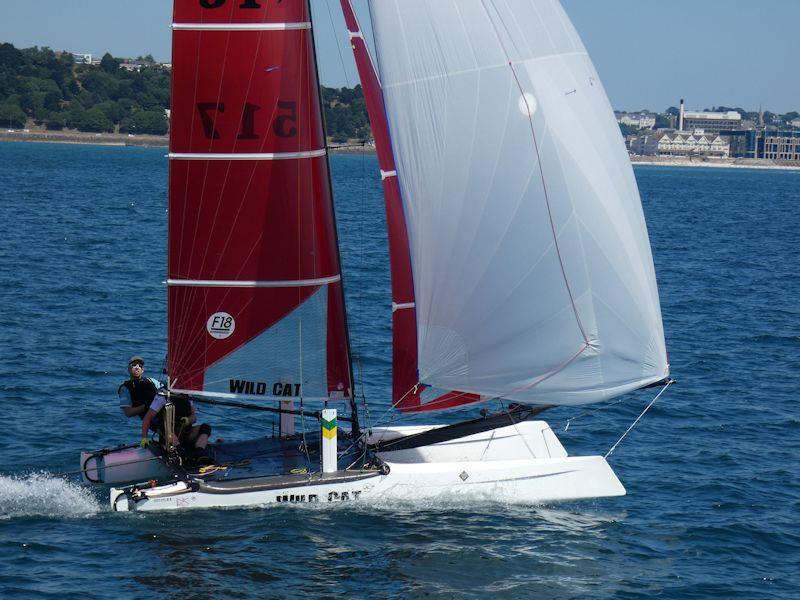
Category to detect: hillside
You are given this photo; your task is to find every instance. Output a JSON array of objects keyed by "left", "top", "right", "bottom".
[{"left": 0, "top": 43, "right": 371, "bottom": 141}]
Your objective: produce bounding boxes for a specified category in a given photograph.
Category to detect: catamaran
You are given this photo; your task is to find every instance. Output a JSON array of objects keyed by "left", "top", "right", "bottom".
[{"left": 81, "top": 0, "right": 670, "bottom": 512}]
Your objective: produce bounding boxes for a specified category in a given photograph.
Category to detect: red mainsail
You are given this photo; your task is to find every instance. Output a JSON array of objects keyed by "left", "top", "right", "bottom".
[{"left": 168, "top": 0, "right": 352, "bottom": 404}]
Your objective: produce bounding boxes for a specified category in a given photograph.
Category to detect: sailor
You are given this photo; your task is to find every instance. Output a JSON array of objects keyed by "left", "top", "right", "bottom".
[
  {"left": 140, "top": 390, "right": 213, "bottom": 460},
  {"left": 118, "top": 356, "right": 160, "bottom": 420}
]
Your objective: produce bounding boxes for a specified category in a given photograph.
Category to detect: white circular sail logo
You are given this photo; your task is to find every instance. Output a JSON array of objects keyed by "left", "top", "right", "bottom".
[{"left": 207, "top": 312, "right": 235, "bottom": 339}]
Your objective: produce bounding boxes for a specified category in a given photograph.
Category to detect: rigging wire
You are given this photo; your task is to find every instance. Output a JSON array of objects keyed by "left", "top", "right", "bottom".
[
  {"left": 365, "top": 0, "right": 380, "bottom": 82},
  {"left": 605, "top": 380, "right": 673, "bottom": 459},
  {"left": 323, "top": 0, "right": 353, "bottom": 88}
]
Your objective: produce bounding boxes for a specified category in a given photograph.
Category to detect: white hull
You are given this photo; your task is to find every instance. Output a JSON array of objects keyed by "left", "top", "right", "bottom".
[{"left": 110, "top": 421, "right": 625, "bottom": 512}]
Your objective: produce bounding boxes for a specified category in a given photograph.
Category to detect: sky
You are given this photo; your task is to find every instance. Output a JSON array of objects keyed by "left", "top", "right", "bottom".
[{"left": 0, "top": 0, "right": 797, "bottom": 113}]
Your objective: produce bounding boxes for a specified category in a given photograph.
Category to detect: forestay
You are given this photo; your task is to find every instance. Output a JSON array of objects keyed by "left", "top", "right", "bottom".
[
  {"left": 368, "top": 0, "right": 668, "bottom": 405},
  {"left": 167, "top": 0, "right": 352, "bottom": 404}
]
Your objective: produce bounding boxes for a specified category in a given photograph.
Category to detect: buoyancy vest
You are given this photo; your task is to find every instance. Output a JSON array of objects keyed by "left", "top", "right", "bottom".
[{"left": 118, "top": 377, "right": 158, "bottom": 419}]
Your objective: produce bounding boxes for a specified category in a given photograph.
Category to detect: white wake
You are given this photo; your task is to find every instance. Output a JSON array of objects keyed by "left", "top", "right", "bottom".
[{"left": 0, "top": 473, "right": 101, "bottom": 519}]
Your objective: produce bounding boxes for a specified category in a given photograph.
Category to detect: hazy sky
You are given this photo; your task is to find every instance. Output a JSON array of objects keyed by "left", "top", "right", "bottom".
[{"left": 0, "top": 0, "right": 797, "bottom": 113}]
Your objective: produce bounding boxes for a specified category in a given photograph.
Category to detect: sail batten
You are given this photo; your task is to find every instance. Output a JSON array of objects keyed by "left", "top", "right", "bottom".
[
  {"left": 168, "top": 150, "right": 326, "bottom": 160},
  {"left": 168, "top": 275, "right": 341, "bottom": 288},
  {"left": 172, "top": 22, "right": 312, "bottom": 31}
]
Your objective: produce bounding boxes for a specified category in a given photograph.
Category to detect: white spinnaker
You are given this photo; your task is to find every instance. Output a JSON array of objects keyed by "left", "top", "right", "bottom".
[{"left": 369, "top": 0, "right": 668, "bottom": 405}]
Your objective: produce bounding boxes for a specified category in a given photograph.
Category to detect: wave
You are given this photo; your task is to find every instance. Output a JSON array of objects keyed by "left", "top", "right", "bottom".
[{"left": 0, "top": 473, "right": 101, "bottom": 520}]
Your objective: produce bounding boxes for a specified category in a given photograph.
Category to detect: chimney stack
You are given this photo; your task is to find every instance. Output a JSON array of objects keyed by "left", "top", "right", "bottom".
[{"left": 678, "top": 99, "right": 685, "bottom": 131}]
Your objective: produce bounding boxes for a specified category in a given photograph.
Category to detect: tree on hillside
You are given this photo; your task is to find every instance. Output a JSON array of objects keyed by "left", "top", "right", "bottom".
[
  {"left": 79, "top": 107, "right": 114, "bottom": 132},
  {"left": 100, "top": 52, "right": 120, "bottom": 73},
  {"left": 120, "top": 110, "right": 168, "bottom": 135},
  {"left": 0, "top": 102, "right": 26, "bottom": 128},
  {"left": 82, "top": 70, "right": 120, "bottom": 103},
  {"left": 0, "top": 43, "right": 23, "bottom": 69}
]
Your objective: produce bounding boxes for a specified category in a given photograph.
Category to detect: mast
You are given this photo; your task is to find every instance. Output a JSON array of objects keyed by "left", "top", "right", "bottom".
[
  {"left": 306, "top": 0, "right": 359, "bottom": 434},
  {"left": 168, "top": 0, "right": 353, "bottom": 411}
]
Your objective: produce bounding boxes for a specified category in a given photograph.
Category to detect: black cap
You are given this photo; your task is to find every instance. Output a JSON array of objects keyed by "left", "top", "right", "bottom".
[{"left": 128, "top": 356, "right": 144, "bottom": 367}]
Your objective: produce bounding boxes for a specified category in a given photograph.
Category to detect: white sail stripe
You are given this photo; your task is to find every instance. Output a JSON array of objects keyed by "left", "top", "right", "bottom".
[
  {"left": 172, "top": 22, "right": 311, "bottom": 31},
  {"left": 172, "top": 389, "right": 334, "bottom": 403},
  {"left": 348, "top": 30, "right": 365, "bottom": 40},
  {"left": 382, "top": 51, "right": 588, "bottom": 91},
  {"left": 168, "top": 275, "right": 341, "bottom": 288},
  {"left": 169, "top": 149, "right": 326, "bottom": 161},
  {"left": 392, "top": 302, "right": 415, "bottom": 313},
  {"left": 381, "top": 170, "right": 397, "bottom": 180}
]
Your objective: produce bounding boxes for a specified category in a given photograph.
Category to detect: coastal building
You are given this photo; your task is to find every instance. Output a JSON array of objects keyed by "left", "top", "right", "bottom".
[
  {"left": 70, "top": 53, "right": 93, "bottom": 64},
  {"left": 682, "top": 110, "right": 742, "bottom": 134},
  {"left": 120, "top": 62, "right": 143, "bottom": 72},
  {"left": 628, "top": 133, "right": 659, "bottom": 156},
  {"left": 678, "top": 100, "right": 742, "bottom": 134},
  {"left": 722, "top": 130, "right": 758, "bottom": 158},
  {"left": 629, "top": 131, "right": 730, "bottom": 158},
  {"left": 616, "top": 112, "right": 656, "bottom": 129},
  {"left": 721, "top": 129, "right": 800, "bottom": 160},
  {"left": 759, "top": 130, "right": 800, "bottom": 161},
  {"left": 790, "top": 118, "right": 800, "bottom": 129}
]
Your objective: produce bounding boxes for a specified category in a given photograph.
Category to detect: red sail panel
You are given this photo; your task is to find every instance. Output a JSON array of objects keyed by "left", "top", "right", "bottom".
[
  {"left": 174, "top": 1, "right": 308, "bottom": 24},
  {"left": 340, "top": 2, "right": 481, "bottom": 412},
  {"left": 168, "top": 0, "right": 352, "bottom": 402},
  {"left": 400, "top": 392, "right": 483, "bottom": 414}
]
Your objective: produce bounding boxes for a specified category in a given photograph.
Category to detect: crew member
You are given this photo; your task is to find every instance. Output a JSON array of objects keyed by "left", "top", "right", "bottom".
[
  {"left": 118, "top": 356, "right": 160, "bottom": 420},
  {"left": 140, "top": 391, "right": 213, "bottom": 459}
]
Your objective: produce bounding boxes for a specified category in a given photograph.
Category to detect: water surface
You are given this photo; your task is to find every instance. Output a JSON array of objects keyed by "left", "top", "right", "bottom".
[{"left": 0, "top": 142, "right": 798, "bottom": 598}]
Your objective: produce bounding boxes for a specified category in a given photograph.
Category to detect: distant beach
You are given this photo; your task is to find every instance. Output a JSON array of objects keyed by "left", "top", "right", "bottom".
[
  {"left": 630, "top": 155, "right": 800, "bottom": 172},
  {"left": 0, "top": 128, "right": 167, "bottom": 148}
]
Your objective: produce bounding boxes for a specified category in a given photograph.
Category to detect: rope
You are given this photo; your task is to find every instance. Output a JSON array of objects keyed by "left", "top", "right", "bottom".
[
  {"left": 605, "top": 380, "right": 673, "bottom": 459},
  {"left": 324, "top": 0, "right": 352, "bottom": 88},
  {"left": 563, "top": 397, "right": 627, "bottom": 432}
]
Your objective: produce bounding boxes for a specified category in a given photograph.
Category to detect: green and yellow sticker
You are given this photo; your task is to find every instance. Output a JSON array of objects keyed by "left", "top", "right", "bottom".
[{"left": 322, "top": 416, "right": 337, "bottom": 440}]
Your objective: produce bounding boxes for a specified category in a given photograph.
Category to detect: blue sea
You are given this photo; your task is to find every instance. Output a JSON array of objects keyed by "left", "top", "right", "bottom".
[{"left": 0, "top": 141, "right": 798, "bottom": 598}]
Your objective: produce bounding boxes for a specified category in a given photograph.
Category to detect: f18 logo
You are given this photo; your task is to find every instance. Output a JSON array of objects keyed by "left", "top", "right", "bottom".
[{"left": 207, "top": 312, "right": 235, "bottom": 339}]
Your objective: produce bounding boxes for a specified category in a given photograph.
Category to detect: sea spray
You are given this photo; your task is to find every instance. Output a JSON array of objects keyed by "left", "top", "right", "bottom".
[{"left": 0, "top": 473, "right": 101, "bottom": 519}]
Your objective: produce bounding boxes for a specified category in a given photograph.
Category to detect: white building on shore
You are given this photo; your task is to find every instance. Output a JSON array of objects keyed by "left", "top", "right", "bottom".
[
  {"left": 616, "top": 112, "right": 657, "bottom": 129},
  {"left": 630, "top": 131, "right": 730, "bottom": 158},
  {"left": 678, "top": 100, "right": 742, "bottom": 134}
]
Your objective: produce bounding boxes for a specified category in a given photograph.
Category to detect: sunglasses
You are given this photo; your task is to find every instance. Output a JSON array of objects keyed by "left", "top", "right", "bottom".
[{"left": 129, "top": 363, "right": 144, "bottom": 369}]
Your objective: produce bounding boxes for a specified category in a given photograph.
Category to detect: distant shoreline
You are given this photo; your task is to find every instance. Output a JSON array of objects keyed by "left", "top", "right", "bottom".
[
  {"left": 0, "top": 129, "right": 168, "bottom": 148},
  {"left": 2, "top": 130, "right": 799, "bottom": 171},
  {"left": 0, "top": 129, "right": 373, "bottom": 152},
  {"left": 630, "top": 156, "right": 800, "bottom": 172}
]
